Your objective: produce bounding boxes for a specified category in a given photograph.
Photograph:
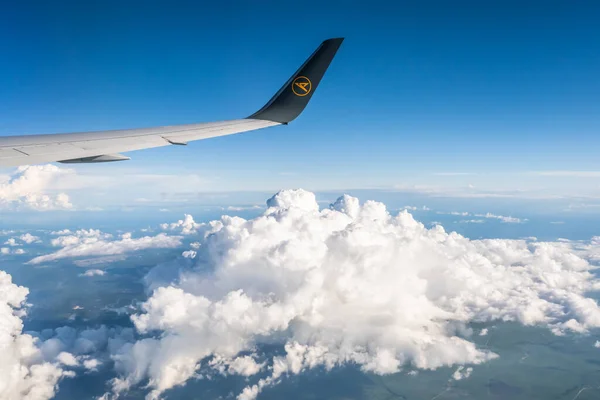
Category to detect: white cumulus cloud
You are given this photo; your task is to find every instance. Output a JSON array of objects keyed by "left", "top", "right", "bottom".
[
  {"left": 4, "top": 234, "right": 39, "bottom": 248},
  {"left": 160, "top": 214, "right": 202, "bottom": 235},
  {"left": 0, "top": 165, "right": 73, "bottom": 210},
  {"left": 83, "top": 358, "right": 102, "bottom": 371},
  {"left": 104, "top": 189, "right": 600, "bottom": 400},
  {"left": 80, "top": 269, "right": 106, "bottom": 277},
  {"left": 0, "top": 270, "right": 73, "bottom": 400},
  {"left": 1, "top": 247, "right": 26, "bottom": 256},
  {"left": 452, "top": 366, "right": 473, "bottom": 381},
  {"left": 50, "top": 229, "right": 112, "bottom": 248},
  {"left": 19, "top": 233, "right": 40, "bottom": 244}
]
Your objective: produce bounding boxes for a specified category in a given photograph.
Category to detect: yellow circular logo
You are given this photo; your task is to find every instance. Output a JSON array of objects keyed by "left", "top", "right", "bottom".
[{"left": 292, "top": 76, "right": 312, "bottom": 96}]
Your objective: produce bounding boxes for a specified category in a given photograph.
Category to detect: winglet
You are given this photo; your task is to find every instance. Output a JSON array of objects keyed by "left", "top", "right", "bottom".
[{"left": 248, "top": 38, "right": 344, "bottom": 124}]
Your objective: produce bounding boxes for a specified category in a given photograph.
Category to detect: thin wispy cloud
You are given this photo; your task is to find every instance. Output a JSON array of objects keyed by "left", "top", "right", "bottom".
[
  {"left": 433, "top": 172, "right": 477, "bottom": 176},
  {"left": 475, "top": 212, "right": 526, "bottom": 224},
  {"left": 437, "top": 210, "right": 526, "bottom": 223},
  {"left": 532, "top": 171, "right": 600, "bottom": 178}
]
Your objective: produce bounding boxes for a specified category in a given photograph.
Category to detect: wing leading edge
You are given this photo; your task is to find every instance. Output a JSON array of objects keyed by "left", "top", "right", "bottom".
[{"left": 0, "top": 38, "right": 344, "bottom": 167}]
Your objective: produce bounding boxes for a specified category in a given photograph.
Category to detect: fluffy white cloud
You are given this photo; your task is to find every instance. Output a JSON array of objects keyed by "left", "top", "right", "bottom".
[
  {"left": 228, "top": 356, "right": 264, "bottom": 376},
  {"left": 106, "top": 189, "right": 600, "bottom": 400},
  {"left": 181, "top": 250, "right": 196, "bottom": 259},
  {"left": 80, "top": 269, "right": 106, "bottom": 277},
  {"left": 474, "top": 212, "right": 526, "bottom": 223},
  {"left": 0, "top": 270, "right": 72, "bottom": 400},
  {"left": 29, "top": 230, "right": 181, "bottom": 265},
  {"left": 208, "top": 355, "right": 265, "bottom": 377},
  {"left": 19, "top": 234, "right": 40, "bottom": 244},
  {"left": 50, "top": 229, "right": 72, "bottom": 236},
  {"left": 452, "top": 366, "right": 473, "bottom": 380},
  {"left": 50, "top": 229, "right": 112, "bottom": 248},
  {"left": 4, "top": 234, "right": 39, "bottom": 248},
  {"left": 37, "top": 325, "right": 134, "bottom": 363},
  {"left": 1, "top": 247, "right": 26, "bottom": 256},
  {"left": 160, "top": 214, "right": 202, "bottom": 235},
  {"left": 83, "top": 358, "right": 102, "bottom": 371},
  {"left": 0, "top": 165, "right": 73, "bottom": 210},
  {"left": 56, "top": 352, "right": 79, "bottom": 367}
]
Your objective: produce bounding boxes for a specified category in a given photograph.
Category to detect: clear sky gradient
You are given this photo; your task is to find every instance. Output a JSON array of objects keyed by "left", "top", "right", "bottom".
[{"left": 2, "top": 0, "right": 600, "bottom": 193}]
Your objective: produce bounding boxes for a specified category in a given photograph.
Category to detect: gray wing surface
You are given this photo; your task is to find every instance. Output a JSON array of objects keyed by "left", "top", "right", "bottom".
[{"left": 0, "top": 38, "right": 343, "bottom": 168}]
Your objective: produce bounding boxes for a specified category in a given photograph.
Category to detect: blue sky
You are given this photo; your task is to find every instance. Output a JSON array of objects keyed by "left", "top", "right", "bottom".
[{"left": 2, "top": 1, "right": 600, "bottom": 202}]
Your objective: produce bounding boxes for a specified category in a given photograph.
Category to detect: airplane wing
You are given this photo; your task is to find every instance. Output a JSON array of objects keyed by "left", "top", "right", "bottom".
[{"left": 0, "top": 38, "right": 344, "bottom": 167}]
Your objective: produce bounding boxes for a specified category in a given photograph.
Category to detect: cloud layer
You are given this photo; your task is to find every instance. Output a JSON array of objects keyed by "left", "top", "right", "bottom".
[
  {"left": 106, "top": 189, "right": 600, "bottom": 399},
  {"left": 28, "top": 230, "right": 182, "bottom": 265}
]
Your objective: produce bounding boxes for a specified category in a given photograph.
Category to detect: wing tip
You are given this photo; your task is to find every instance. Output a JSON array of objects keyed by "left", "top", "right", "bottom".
[{"left": 247, "top": 37, "right": 344, "bottom": 124}]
